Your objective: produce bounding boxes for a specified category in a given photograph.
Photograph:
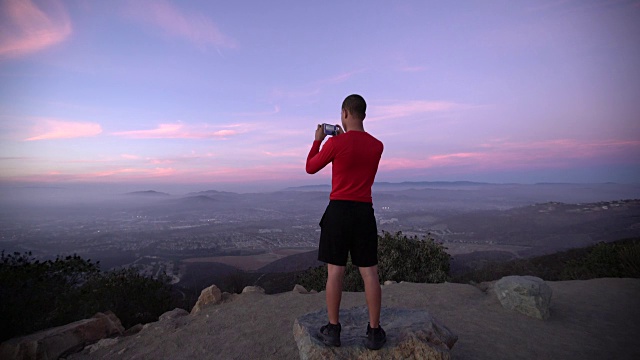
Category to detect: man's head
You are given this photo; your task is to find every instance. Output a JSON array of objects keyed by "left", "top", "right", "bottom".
[{"left": 341, "top": 94, "right": 366, "bottom": 122}]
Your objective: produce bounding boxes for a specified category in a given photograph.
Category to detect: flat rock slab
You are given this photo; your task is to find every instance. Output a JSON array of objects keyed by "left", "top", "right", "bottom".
[{"left": 293, "top": 306, "right": 458, "bottom": 360}]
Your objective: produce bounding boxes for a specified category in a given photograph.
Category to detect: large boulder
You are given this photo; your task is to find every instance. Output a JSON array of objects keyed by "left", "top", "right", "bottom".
[
  {"left": 293, "top": 306, "right": 457, "bottom": 359},
  {"left": 0, "top": 311, "right": 124, "bottom": 360},
  {"left": 494, "top": 275, "right": 552, "bottom": 320},
  {"left": 191, "top": 285, "right": 222, "bottom": 315}
]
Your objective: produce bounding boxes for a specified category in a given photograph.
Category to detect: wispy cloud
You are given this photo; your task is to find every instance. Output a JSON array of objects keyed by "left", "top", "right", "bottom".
[
  {"left": 89, "top": 167, "right": 176, "bottom": 179},
  {"left": 112, "top": 122, "right": 250, "bottom": 139},
  {"left": 379, "top": 139, "right": 640, "bottom": 172},
  {"left": 269, "top": 69, "right": 366, "bottom": 102},
  {"left": 398, "top": 66, "right": 426, "bottom": 73},
  {"left": 315, "top": 69, "right": 367, "bottom": 85},
  {"left": 24, "top": 119, "right": 102, "bottom": 141},
  {"left": 123, "top": 0, "right": 237, "bottom": 49},
  {"left": 0, "top": 0, "right": 71, "bottom": 57},
  {"left": 369, "top": 100, "right": 461, "bottom": 121}
]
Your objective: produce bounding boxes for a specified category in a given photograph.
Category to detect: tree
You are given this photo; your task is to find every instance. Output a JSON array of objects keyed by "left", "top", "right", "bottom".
[
  {"left": 0, "top": 251, "right": 174, "bottom": 342},
  {"left": 0, "top": 252, "right": 101, "bottom": 341}
]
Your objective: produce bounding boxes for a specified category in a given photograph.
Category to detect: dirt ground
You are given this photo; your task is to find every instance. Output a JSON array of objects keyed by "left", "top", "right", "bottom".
[{"left": 68, "top": 278, "right": 640, "bottom": 360}]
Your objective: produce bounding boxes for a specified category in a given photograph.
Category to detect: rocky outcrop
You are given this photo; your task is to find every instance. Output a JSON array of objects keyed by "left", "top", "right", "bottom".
[
  {"left": 494, "top": 275, "right": 552, "bottom": 320},
  {"left": 293, "top": 284, "right": 309, "bottom": 294},
  {"left": 191, "top": 285, "right": 222, "bottom": 315},
  {"left": 0, "top": 312, "right": 123, "bottom": 360},
  {"left": 160, "top": 308, "right": 189, "bottom": 321},
  {"left": 293, "top": 306, "right": 458, "bottom": 359},
  {"left": 242, "top": 285, "right": 265, "bottom": 294}
]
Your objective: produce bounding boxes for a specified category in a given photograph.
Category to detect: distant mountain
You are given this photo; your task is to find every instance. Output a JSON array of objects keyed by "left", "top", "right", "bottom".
[
  {"left": 282, "top": 184, "right": 331, "bottom": 191},
  {"left": 283, "top": 181, "right": 494, "bottom": 192},
  {"left": 124, "top": 190, "right": 170, "bottom": 197},
  {"left": 186, "top": 190, "right": 239, "bottom": 196},
  {"left": 375, "top": 181, "right": 491, "bottom": 187}
]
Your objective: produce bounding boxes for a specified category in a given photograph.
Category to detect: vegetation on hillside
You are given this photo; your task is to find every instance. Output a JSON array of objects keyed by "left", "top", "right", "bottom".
[
  {"left": 295, "top": 231, "right": 451, "bottom": 292},
  {"left": 0, "top": 252, "right": 174, "bottom": 343},
  {"left": 451, "top": 237, "right": 640, "bottom": 283}
]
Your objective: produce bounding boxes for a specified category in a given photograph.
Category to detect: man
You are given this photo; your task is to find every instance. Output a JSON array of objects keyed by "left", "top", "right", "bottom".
[{"left": 305, "top": 94, "right": 386, "bottom": 350}]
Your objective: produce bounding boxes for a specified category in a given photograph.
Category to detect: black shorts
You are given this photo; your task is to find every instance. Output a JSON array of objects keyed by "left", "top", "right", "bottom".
[{"left": 318, "top": 200, "right": 378, "bottom": 267}]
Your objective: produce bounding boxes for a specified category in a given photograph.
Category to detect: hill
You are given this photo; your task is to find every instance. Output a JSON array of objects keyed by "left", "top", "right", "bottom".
[{"left": 256, "top": 250, "right": 320, "bottom": 273}]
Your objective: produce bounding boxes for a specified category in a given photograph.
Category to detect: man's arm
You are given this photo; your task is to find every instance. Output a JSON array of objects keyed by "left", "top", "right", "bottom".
[
  {"left": 306, "top": 138, "right": 336, "bottom": 174},
  {"left": 306, "top": 124, "right": 341, "bottom": 174}
]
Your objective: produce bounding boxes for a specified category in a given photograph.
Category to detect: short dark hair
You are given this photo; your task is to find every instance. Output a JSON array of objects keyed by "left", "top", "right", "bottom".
[{"left": 341, "top": 94, "right": 366, "bottom": 120}]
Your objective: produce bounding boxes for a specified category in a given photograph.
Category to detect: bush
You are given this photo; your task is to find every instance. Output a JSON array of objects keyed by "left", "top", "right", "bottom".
[
  {"left": 451, "top": 237, "right": 640, "bottom": 283},
  {"left": 83, "top": 268, "right": 173, "bottom": 327},
  {"left": 378, "top": 231, "right": 450, "bottom": 283},
  {"left": 561, "top": 239, "right": 640, "bottom": 280},
  {"left": 0, "top": 251, "right": 174, "bottom": 342},
  {"left": 296, "top": 231, "right": 451, "bottom": 292}
]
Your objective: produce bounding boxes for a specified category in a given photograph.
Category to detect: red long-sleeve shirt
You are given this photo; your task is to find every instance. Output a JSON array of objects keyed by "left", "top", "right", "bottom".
[{"left": 306, "top": 131, "right": 383, "bottom": 203}]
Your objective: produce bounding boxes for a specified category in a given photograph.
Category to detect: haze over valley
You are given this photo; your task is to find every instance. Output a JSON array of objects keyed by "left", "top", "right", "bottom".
[{"left": 1, "top": 181, "right": 639, "bottom": 290}]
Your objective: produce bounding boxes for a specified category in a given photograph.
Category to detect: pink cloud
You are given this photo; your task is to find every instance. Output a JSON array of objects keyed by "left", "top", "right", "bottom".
[
  {"left": 7, "top": 162, "right": 308, "bottom": 184},
  {"left": 379, "top": 139, "right": 640, "bottom": 172},
  {"left": 262, "top": 147, "right": 309, "bottom": 158},
  {"left": 369, "top": 100, "right": 460, "bottom": 121},
  {"left": 24, "top": 119, "right": 102, "bottom": 141},
  {"left": 123, "top": 0, "right": 237, "bottom": 49},
  {"left": 0, "top": 0, "right": 71, "bottom": 57},
  {"left": 112, "top": 123, "right": 247, "bottom": 139},
  {"left": 90, "top": 167, "right": 176, "bottom": 179}
]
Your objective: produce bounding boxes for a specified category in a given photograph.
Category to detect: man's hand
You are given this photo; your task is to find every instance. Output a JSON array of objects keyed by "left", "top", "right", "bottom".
[
  {"left": 336, "top": 125, "right": 344, "bottom": 135},
  {"left": 315, "top": 124, "right": 327, "bottom": 141}
]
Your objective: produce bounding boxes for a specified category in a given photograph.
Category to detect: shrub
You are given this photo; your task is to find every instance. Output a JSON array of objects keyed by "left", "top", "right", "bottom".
[
  {"left": 561, "top": 239, "right": 640, "bottom": 280},
  {"left": 378, "top": 231, "right": 450, "bottom": 284},
  {"left": 296, "top": 231, "right": 451, "bottom": 292},
  {"left": 83, "top": 268, "right": 173, "bottom": 327},
  {"left": 451, "top": 237, "right": 640, "bottom": 283}
]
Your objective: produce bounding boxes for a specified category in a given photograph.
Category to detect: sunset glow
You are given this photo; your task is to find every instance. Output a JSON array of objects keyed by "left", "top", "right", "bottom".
[{"left": 1, "top": 1, "right": 639, "bottom": 191}]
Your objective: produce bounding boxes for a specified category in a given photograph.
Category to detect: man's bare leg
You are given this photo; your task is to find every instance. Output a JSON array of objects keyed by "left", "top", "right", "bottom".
[
  {"left": 359, "top": 265, "right": 381, "bottom": 328},
  {"left": 326, "top": 264, "right": 345, "bottom": 324}
]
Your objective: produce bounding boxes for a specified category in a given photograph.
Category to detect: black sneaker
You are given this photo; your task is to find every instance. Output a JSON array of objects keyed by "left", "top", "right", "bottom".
[
  {"left": 364, "top": 323, "right": 386, "bottom": 350},
  {"left": 318, "top": 322, "right": 341, "bottom": 347}
]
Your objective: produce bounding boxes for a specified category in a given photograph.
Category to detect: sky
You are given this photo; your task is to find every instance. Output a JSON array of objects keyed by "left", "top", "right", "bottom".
[{"left": 1, "top": 0, "right": 639, "bottom": 192}]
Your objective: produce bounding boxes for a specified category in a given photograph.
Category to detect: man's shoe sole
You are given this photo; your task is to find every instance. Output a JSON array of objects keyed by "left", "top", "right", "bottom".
[
  {"left": 317, "top": 331, "right": 341, "bottom": 347},
  {"left": 364, "top": 337, "right": 386, "bottom": 350}
]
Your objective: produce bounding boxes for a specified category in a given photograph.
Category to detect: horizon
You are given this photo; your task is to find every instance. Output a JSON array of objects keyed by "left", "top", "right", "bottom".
[
  {"left": 1, "top": 1, "right": 639, "bottom": 188},
  {"left": 1, "top": 179, "right": 639, "bottom": 197}
]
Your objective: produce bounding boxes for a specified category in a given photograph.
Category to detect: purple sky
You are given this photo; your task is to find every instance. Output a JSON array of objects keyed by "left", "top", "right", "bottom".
[{"left": 1, "top": 0, "right": 639, "bottom": 192}]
